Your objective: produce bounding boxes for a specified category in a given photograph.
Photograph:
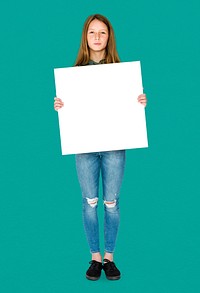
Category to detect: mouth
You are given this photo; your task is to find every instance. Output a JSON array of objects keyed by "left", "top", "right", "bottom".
[{"left": 94, "top": 43, "right": 101, "bottom": 45}]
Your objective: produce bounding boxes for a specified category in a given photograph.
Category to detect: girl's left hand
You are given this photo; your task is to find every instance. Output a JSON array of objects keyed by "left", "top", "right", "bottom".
[{"left": 138, "top": 94, "right": 147, "bottom": 107}]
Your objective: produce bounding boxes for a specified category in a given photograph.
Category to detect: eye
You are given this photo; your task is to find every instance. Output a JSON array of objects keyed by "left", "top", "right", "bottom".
[{"left": 89, "top": 31, "right": 94, "bottom": 34}]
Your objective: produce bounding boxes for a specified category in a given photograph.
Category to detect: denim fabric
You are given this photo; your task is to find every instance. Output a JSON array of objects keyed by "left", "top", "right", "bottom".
[{"left": 75, "top": 150, "right": 125, "bottom": 253}]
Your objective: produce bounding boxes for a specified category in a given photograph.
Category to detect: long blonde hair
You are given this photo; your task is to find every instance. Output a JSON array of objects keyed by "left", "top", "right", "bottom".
[{"left": 75, "top": 14, "right": 120, "bottom": 66}]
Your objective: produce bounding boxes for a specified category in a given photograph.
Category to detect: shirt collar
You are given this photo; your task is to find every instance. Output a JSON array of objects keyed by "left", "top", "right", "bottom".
[{"left": 88, "top": 59, "right": 106, "bottom": 65}]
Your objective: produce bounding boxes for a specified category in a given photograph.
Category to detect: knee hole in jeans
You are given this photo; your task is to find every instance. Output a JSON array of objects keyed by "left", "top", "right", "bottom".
[
  {"left": 86, "top": 197, "right": 98, "bottom": 208},
  {"left": 104, "top": 199, "right": 116, "bottom": 208}
]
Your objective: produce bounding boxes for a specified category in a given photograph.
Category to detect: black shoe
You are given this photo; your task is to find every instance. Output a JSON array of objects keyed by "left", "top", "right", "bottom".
[
  {"left": 86, "top": 260, "right": 103, "bottom": 280},
  {"left": 103, "top": 259, "right": 121, "bottom": 280}
]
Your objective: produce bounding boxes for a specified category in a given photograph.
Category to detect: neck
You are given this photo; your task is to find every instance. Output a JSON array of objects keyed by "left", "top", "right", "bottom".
[{"left": 89, "top": 50, "right": 106, "bottom": 63}]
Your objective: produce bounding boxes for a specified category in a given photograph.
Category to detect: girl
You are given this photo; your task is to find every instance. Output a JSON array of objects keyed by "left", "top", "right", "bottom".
[{"left": 54, "top": 14, "right": 147, "bottom": 281}]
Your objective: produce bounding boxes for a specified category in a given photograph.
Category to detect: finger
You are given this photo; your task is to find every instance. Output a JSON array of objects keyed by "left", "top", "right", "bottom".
[
  {"left": 138, "top": 95, "right": 147, "bottom": 100},
  {"left": 54, "top": 101, "right": 64, "bottom": 106},
  {"left": 138, "top": 98, "right": 147, "bottom": 104},
  {"left": 54, "top": 97, "right": 63, "bottom": 103},
  {"left": 138, "top": 99, "right": 147, "bottom": 103},
  {"left": 138, "top": 94, "right": 146, "bottom": 99}
]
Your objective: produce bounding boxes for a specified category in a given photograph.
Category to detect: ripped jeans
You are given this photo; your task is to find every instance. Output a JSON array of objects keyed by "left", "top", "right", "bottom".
[{"left": 75, "top": 150, "right": 125, "bottom": 253}]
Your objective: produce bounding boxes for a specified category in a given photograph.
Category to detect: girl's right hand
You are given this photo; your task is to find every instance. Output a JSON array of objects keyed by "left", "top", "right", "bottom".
[{"left": 54, "top": 97, "right": 64, "bottom": 111}]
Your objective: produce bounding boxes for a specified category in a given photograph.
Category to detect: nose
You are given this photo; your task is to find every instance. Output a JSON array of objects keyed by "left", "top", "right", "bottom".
[{"left": 95, "top": 32, "right": 100, "bottom": 40}]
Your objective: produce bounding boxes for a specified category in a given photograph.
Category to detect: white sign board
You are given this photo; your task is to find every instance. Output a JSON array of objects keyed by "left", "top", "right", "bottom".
[{"left": 54, "top": 61, "right": 148, "bottom": 155}]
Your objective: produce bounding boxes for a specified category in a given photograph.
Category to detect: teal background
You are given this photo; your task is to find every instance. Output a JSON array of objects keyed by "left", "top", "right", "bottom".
[{"left": 0, "top": 0, "right": 200, "bottom": 292}]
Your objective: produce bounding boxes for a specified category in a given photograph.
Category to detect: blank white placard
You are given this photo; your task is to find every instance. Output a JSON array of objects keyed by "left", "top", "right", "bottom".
[{"left": 54, "top": 61, "right": 148, "bottom": 155}]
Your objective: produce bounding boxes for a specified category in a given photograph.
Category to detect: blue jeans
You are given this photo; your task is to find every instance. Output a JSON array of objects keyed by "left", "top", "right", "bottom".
[{"left": 75, "top": 150, "right": 126, "bottom": 253}]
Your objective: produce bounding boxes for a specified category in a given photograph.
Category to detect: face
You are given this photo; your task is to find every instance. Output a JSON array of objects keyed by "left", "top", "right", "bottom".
[{"left": 87, "top": 19, "right": 109, "bottom": 55}]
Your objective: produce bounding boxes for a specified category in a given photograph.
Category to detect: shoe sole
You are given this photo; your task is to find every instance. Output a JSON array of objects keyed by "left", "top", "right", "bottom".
[
  {"left": 106, "top": 275, "right": 121, "bottom": 280},
  {"left": 86, "top": 274, "right": 101, "bottom": 281}
]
